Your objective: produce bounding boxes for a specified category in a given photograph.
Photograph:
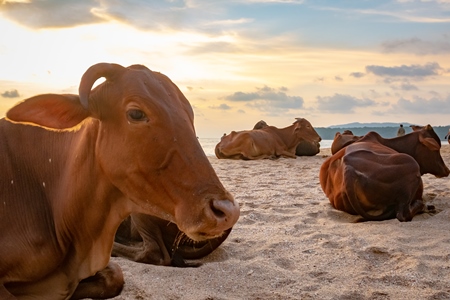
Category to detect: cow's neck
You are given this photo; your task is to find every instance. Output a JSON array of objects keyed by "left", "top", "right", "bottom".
[
  {"left": 271, "top": 124, "right": 299, "bottom": 149},
  {"left": 4, "top": 119, "right": 133, "bottom": 279},
  {"left": 372, "top": 132, "right": 417, "bottom": 158},
  {"left": 54, "top": 121, "right": 134, "bottom": 278}
]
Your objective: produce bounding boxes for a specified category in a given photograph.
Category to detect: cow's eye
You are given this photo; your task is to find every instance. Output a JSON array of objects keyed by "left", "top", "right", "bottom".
[{"left": 127, "top": 109, "right": 148, "bottom": 122}]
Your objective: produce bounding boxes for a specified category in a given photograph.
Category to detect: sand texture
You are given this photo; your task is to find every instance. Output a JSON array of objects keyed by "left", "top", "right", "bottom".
[{"left": 111, "top": 145, "right": 450, "bottom": 300}]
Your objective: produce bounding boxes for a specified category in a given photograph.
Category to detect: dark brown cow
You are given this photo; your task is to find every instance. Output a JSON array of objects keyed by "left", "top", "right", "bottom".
[
  {"left": 320, "top": 125, "right": 449, "bottom": 222},
  {"left": 0, "top": 63, "right": 240, "bottom": 299},
  {"left": 112, "top": 214, "right": 231, "bottom": 267},
  {"left": 251, "top": 119, "right": 320, "bottom": 156},
  {"left": 295, "top": 140, "right": 321, "bottom": 156},
  {"left": 215, "top": 118, "right": 321, "bottom": 159},
  {"left": 330, "top": 130, "right": 362, "bottom": 154}
]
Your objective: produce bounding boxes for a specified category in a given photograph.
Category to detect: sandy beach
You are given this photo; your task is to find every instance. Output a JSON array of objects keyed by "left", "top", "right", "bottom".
[{"left": 112, "top": 145, "right": 450, "bottom": 300}]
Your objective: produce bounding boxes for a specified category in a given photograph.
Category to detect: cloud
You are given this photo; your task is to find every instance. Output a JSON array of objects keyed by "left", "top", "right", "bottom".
[
  {"left": 349, "top": 72, "right": 365, "bottom": 78},
  {"left": 316, "top": 93, "right": 376, "bottom": 113},
  {"left": 365, "top": 62, "right": 443, "bottom": 78},
  {"left": 316, "top": 3, "right": 450, "bottom": 24},
  {"left": 224, "top": 85, "right": 304, "bottom": 112},
  {"left": 392, "top": 94, "right": 450, "bottom": 114},
  {"left": 392, "top": 82, "right": 419, "bottom": 91},
  {"left": 335, "top": 76, "right": 343, "bottom": 81},
  {"left": 0, "top": 0, "right": 203, "bottom": 30},
  {"left": 0, "top": 0, "right": 103, "bottom": 28},
  {"left": 242, "top": 0, "right": 305, "bottom": 3},
  {"left": 1, "top": 89, "right": 19, "bottom": 98},
  {"left": 209, "top": 103, "right": 232, "bottom": 110},
  {"left": 205, "top": 18, "right": 253, "bottom": 26},
  {"left": 382, "top": 36, "right": 450, "bottom": 55},
  {"left": 0, "top": 0, "right": 251, "bottom": 35}
]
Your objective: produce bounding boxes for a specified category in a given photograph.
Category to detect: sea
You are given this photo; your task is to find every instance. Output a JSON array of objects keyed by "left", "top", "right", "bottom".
[{"left": 198, "top": 138, "right": 333, "bottom": 157}]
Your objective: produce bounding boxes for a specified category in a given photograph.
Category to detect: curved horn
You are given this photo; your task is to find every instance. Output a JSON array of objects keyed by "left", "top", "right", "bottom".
[{"left": 78, "top": 63, "right": 126, "bottom": 109}]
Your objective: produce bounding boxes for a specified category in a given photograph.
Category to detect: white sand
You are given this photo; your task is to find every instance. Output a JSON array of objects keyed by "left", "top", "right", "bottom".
[{"left": 112, "top": 145, "right": 450, "bottom": 300}]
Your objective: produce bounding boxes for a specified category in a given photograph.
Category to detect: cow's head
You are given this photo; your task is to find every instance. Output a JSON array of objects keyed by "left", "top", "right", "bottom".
[
  {"left": 414, "top": 125, "right": 450, "bottom": 178},
  {"left": 6, "top": 62, "right": 240, "bottom": 241},
  {"left": 252, "top": 120, "right": 268, "bottom": 130},
  {"left": 293, "top": 118, "right": 322, "bottom": 145},
  {"left": 331, "top": 130, "right": 361, "bottom": 154}
]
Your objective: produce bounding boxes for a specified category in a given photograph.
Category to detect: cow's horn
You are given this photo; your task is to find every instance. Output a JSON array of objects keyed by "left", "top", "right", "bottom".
[{"left": 79, "top": 63, "right": 126, "bottom": 109}]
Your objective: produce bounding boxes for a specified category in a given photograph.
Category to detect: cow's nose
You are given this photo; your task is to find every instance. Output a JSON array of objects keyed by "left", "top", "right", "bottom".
[{"left": 210, "top": 198, "right": 240, "bottom": 231}]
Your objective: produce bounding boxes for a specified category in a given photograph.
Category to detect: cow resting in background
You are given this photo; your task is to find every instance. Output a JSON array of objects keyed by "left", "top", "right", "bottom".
[
  {"left": 0, "top": 63, "right": 240, "bottom": 299},
  {"left": 215, "top": 118, "right": 321, "bottom": 160},
  {"left": 252, "top": 119, "right": 321, "bottom": 156},
  {"left": 331, "top": 130, "right": 362, "bottom": 154},
  {"left": 320, "top": 125, "right": 449, "bottom": 222},
  {"left": 112, "top": 213, "right": 232, "bottom": 267}
]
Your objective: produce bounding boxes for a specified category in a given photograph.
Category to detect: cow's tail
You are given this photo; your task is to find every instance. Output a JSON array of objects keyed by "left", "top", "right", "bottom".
[{"left": 344, "top": 166, "right": 395, "bottom": 221}]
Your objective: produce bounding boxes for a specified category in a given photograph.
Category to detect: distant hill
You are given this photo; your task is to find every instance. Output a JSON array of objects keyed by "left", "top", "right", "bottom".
[
  {"left": 316, "top": 124, "right": 450, "bottom": 141},
  {"left": 328, "top": 122, "right": 412, "bottom": 128}
]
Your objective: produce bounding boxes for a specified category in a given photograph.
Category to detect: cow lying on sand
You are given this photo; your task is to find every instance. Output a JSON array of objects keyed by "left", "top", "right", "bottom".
[
  {"left": 253, "top": 119, "right": 321, "bottom": 156},
  {"left": 0, "top": 63, "right": 240, "bottom": 299},
  {"left": 215, "top": 118, "right": 321, "bottom": 160},
  {"left": 320, "top": 125, "right": 449, "bottom": 222},
  {"left": 330, "top": 130, "right": 361, "bottom": 154},
  {"left": 112, "top": 213, "right": 231, "bottom": 267}
]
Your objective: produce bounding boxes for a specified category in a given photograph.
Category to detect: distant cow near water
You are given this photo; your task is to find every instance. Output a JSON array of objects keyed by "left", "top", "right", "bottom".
[
  {"left": 215, "top": 118, "right": 321, "bottom": 160},
  {"left": 252, "top": 119, "right": 321, "bottom": 156},
  {"left": 331, "top": 130, "right": 361, "bottom": 154}
]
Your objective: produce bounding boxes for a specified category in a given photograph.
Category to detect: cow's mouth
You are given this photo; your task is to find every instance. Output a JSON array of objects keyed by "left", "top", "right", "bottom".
[{"left": 172, "top": 228, "right": 232, "bottom": 253}]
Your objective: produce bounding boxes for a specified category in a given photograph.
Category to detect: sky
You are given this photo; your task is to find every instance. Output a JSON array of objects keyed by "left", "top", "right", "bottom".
[{"left": 0, "top": 0, "right": 449, "bottom": 137}]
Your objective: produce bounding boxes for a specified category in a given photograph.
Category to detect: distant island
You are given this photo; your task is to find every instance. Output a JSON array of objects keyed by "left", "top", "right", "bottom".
[
  {"left": 327, "top": 122, "right": 413, "bottom": 129},
  {"left": 316, "top": 122, "right": 450, "bottom": 141}
]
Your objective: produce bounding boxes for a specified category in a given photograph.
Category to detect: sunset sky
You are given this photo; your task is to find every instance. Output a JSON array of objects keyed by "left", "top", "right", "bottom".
[{"left": 0, "top": 0, "right": 449, "bottom": 137}]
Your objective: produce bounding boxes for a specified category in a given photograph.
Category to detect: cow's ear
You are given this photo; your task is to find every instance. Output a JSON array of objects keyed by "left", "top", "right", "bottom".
[
  {"left": 419, "top": 135, "right": 440, "bottom": 151},
  {"left": 6, "top": 94, "right": 91, "bottom": 129}
]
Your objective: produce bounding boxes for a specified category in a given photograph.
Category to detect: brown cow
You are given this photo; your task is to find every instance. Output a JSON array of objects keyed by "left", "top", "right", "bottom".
[
  {"left": 112, "top": 214, "right": 231, "bottom": 267},
  {"left": 0, "top": 63, "right": 240, "bottom": 299},
  {"left": 252, "top": 119, "right": 320, "bottom": 156},
  {"left": 330, "top": 130, "right": 362, "bottom": 154},
  {"left": 215, "top": 118, "right": 321, "bottom": 160},
  {"left": 320, "top": 125, "right": 449, "bottom": 222}
]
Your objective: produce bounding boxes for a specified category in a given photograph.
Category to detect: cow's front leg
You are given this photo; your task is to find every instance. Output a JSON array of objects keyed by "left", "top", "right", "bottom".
[
  {"left": 279, "top": 151, "right": 297, "bottom": 159},
  {"left": 70, "top": 261, "right": 124, "bottom": 300}
]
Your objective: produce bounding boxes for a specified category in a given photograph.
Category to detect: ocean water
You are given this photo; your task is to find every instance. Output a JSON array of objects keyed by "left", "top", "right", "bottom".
[{"left": 198, "top": 138, "right": 333, "bottom": 157}]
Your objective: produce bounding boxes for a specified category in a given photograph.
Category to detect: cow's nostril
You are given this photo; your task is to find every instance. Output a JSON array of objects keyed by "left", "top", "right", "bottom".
[
  {"left": 210, "top": 201, "right": 226, "bottom": 218},
  {"left": 208, "top": 198, "right": 240, "bottom": 232}
]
